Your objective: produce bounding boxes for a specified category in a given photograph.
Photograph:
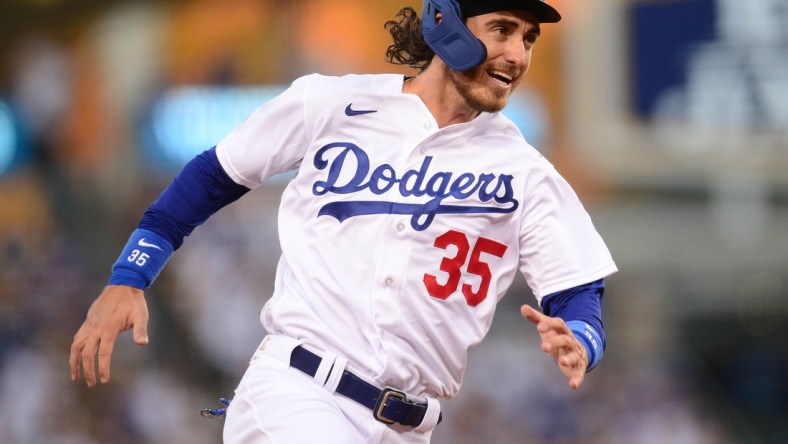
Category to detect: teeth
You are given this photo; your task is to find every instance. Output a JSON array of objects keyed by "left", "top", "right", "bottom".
[
  {"left": 489, "top": 70, "right": 513, "bottom": 84},
  {"left": 495, "top": 71, "right": 512, "bottom": 81}
]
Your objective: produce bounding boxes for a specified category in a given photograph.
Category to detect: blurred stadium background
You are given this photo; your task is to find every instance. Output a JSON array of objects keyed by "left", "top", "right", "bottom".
[{"left": 1, "top": 0, "right": 786, "bottom": 442}]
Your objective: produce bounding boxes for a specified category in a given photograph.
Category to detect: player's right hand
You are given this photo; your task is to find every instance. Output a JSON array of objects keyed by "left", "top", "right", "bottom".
[{"left": 69, "top": 285, "right": 149, "bottom": 387}]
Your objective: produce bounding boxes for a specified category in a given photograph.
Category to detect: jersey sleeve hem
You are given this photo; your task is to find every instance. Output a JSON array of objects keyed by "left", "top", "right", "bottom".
[
  {"left": 534, "top": 262, "right": 618, "bottom": 303},
  {"left": 215, "top": 146, "right": 258, "bottom": 190}
]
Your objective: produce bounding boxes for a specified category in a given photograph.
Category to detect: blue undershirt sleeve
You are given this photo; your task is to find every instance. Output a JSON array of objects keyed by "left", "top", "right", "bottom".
[
  {"left": 109, "top": 147, "right": 250, "bottom": 289},
  {"left": 541, "top": 279, "right": 606, "bottom": 370},
  {"left": 138, "top": 146, "right": 251, "bottom": 249}
]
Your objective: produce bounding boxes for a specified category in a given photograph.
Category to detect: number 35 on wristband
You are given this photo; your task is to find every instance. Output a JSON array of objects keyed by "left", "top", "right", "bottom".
[{"left": 127, "top": 249, "right": 151, "bottom": 266}]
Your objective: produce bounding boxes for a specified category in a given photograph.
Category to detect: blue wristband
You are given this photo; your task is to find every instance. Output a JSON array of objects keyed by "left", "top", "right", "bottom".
[
  {"left": 566, "top": 320, "right": 604, "bottom": 372},
  {"left": 109, "top": 229, "right": 174, "bottom": 289}
]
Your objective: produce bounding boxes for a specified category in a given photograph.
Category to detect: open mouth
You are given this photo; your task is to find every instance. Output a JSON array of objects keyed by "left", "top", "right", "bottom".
[{"left": 487, "top": 70, "right": 514, "bottom": 87}]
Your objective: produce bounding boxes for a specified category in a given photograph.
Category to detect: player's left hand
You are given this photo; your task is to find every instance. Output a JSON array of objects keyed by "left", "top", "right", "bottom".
[{"left": 521, "top": 305, "right": 588, "bottom": 390}]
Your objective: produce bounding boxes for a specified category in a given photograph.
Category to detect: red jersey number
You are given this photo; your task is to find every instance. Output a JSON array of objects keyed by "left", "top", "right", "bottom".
[{"left": 423, "top": 230, "right": 508, "bottom": 307}]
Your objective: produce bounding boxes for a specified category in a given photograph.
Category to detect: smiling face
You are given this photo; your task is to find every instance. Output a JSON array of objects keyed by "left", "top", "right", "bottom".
[{"left": 445, "top": 10, "right": 541, "bottom": 113}]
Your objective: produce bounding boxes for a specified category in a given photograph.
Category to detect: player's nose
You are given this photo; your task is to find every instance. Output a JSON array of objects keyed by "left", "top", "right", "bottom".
[{"left": 502, "top": 39, "right": 528, "bottom": 67}]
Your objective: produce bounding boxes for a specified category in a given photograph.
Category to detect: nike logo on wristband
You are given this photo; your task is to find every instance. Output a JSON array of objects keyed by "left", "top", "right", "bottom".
[
  {"left": 345, "top": 104, "right": 377, "bottom": 116},
  {"left": 138, "top": 238, "right": 164, "bottom": 251}
]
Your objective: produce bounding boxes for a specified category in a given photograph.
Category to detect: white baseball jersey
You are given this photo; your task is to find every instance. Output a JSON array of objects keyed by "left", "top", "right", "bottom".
[{"left": 216, "top": 73, "right": 617, "bottom": 400}]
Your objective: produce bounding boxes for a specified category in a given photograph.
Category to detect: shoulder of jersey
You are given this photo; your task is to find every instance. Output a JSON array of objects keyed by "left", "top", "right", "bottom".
[
  {"left": 291, "top": 73, "right": 401, "bottom": 114},
  {"left": 296, "top": 73, "right": 553, "bottom": 166},
  {"left": 296, "top": 72, "right": 400, "bottom": 94},
  {"left": 478, "top": 114, "right": 550, "bottom": 161}
]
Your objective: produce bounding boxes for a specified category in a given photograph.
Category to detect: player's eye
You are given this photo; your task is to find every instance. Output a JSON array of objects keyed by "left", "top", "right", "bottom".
[{"left": 493, "top": 26, "right": 506, "bottom": 35}]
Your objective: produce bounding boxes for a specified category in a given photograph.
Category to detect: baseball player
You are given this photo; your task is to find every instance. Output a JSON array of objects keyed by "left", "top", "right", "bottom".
[{"left": 70, "top": 0, "right": 617, "bottom": 442}]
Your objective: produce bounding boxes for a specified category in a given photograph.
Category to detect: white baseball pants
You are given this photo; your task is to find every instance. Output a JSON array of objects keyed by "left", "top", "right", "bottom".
[{"left": 223, "top": 335, "right": 438, "bottom": 443}]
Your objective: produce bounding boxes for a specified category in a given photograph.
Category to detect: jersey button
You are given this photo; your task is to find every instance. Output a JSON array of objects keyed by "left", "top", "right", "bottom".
[
  {"left": 423, "top": 121, "right": 433, "bottom": 130},
  {"left": 385, "top": 277, "right": 394, "bottom": 287},
  {"left": 420, "top": 147, "right": 427, "bottom": 155},
  {"left": 397, "top": 223, "right": 406, "bottom": 232}
]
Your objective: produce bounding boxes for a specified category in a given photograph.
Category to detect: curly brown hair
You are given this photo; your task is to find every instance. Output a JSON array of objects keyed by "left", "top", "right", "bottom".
[{"left": 384, "top": 7, "right": 435, "bottom": 71}]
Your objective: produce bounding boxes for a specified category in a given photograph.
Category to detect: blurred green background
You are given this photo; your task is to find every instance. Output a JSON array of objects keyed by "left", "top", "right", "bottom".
[{"left": 0, "top": 0, "right": 786, "bottom": 443}]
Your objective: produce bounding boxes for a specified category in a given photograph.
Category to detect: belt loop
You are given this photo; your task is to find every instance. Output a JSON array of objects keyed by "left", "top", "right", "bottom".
[
  {"left": 313, "top": 351, "right": 337, "bottom": 386},
  {"left": 289, "top": 345, "right": 444, "bottom": 429},
  {"left": 413, "top": 397, "right": 441, "bottom": 434},
  {"left": 323, "top": 356, "right": 347, "bottom": 394},
  {"left": 250, "top": 336, "right": 271, "bottom": 363}
]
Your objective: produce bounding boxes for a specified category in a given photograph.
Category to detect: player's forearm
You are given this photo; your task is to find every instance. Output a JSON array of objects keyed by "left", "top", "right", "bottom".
[
  {"left": 109, "top": 147, "right": 251, "bottom": 289},
  {"left": 541, "top": 279, "right": 606, "bottom": 370}
]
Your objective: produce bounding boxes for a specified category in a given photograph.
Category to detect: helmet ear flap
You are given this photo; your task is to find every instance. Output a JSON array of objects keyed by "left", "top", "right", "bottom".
[{"left": 421, "top": 0, "right": 487, "bottom": 72}]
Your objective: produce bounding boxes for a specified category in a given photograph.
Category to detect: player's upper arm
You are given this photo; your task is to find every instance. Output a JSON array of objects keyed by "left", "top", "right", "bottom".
[
  {"left": 517, "top": 169, "right": 617, "bottom": 304},
  {"left": 216, "top": 74, "right": 316, "bottom": 189},
  {"left": 139, "top": 147, "right": 250, "bottom": 249}
]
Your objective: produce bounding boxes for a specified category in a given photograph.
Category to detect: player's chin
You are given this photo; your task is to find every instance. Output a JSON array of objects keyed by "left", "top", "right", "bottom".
[
  {"left": 486, "top": 80, "right": 519, "bottom": 110},
  {"left": 471, "top": 93, "right": 510, "bottom": 113}
]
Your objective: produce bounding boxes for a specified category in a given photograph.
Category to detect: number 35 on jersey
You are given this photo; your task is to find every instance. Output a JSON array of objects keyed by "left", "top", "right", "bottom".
[{"left": 423, "top": 229, "right": 507, "bottom": 307}]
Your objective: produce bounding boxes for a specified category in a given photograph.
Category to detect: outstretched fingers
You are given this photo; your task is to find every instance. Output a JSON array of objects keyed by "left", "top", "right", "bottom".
[
  {"left": 68, "top": 286, "right": 149, "bottom": 387},
  {"left": 69, "top": 328, "right": 87, "bottom": 382},
  {"left": 522, "top": 305, "right": 570, "bottom": 341},
  {"left": 70, "top": 317, "right": 117, "bottom": 386},
  {"left": 521, "top": 304, "right": 588, "bottom": 390},
  {"left": 70, "top": 326, "right": 101, "bottom": 386},
  {"left": 96, "top": 334, "right": 118, "bottom": 384},
  {"left": 520, "top": 304, "right": 545, "bottom": 327}
]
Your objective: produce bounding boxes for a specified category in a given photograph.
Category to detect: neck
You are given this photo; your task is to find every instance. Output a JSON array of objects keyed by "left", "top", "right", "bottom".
[{"left": 403, "top": 62, "right": 481, "bottom": 128}]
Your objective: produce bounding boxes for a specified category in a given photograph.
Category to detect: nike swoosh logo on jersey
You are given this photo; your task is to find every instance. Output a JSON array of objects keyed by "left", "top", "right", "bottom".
[
  {"left": 344, "top": 104, "right": 377, "bottom": 116},
  {"left": 138, "top": 238, "right": 164, "bottom": 251}
]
